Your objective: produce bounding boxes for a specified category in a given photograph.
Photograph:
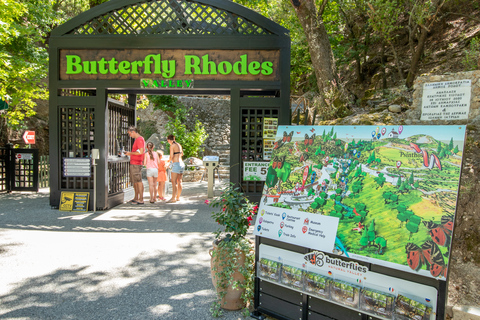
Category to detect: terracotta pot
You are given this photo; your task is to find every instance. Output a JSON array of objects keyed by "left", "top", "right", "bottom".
[{"left": 209, "top": 240, "right": 246, "bottom": 310}]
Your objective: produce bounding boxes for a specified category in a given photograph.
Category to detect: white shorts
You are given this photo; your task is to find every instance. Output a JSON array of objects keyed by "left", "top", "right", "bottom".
[{"left": 146, "top": 168, "right": 158, "bottom": 177}]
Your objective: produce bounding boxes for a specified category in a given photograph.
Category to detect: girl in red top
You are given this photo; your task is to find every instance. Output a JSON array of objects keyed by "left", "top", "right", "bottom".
[{"left": 156, "top": 150, "right": 168, "bottom": 201}]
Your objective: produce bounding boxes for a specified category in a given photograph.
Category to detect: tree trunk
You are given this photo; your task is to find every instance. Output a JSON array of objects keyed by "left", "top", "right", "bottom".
[
  {"left": 406, "top": 26, "right": 428, "bottom": 88},
  {"left": 290, "top": 0, "right": 339, "bottom": 94}
]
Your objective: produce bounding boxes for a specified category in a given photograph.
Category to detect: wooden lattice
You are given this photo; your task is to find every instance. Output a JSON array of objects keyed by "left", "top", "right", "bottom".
[{"left": 71, "top": 0, "right": 272, "bottom": 36}]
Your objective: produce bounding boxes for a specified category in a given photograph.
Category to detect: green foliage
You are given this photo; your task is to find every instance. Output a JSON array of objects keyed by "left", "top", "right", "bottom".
[
  {"left": 461, "top": 37, "right": 479, "bottom": 71},
  {"left": 164, "top": 105, "right": 208, "bottom": 158},
  {"left": 148, "top": 95, "right": 181, "bottom": 114},
  {"left": 208, "top": 183, "right": 256, "bottom": 316},
  {"left": 209, "top": 184, "right": 257, "bottom": 241}
]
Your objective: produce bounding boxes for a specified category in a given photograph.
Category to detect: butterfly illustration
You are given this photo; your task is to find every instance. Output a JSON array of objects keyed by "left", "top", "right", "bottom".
[
  {"left": 305, "top": 252, "right": 316, "bottom": 265},
  {"left": 272, "top": 155, "right": 286, "bottom": 169},
  {"left": 405, "top": 241, "right": 435, "bottom": 271},
  {"left": 299, "top": 153, "right": 309, "bottom": 162},
  {"left": 297, "top": 131, "right": 301, "bottom": 134},
  {"left": 283, "top": 131, "right": 294, "bottom": 143},
  {"left": 273, "top": 139, "right": 284, "bottom": 150},
  {"left": 310, "top": 128, "right": 315, "bottom": 133},
  {"left": 429, "top": 243, "right": 448, "bottom": 278},
  {"left": 423, "top": 214, "right": 454, "bottom": 247},
  {"left": 304, "top": 133, "right": 315, "bottom": 146}
]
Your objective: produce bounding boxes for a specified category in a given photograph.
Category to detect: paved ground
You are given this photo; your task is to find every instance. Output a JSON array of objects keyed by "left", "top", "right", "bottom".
[{"left": 0, "top": 181, "right": 256, "bottom": 320}]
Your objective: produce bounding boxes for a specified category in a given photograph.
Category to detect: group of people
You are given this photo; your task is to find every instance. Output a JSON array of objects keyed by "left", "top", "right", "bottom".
[{"left": 125, "top": 126, "right": 185, "bottom": 204}]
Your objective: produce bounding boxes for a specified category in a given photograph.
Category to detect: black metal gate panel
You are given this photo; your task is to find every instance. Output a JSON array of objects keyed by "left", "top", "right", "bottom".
[{"left": 0, "top": 145, "right": 39, "bottom": 192}]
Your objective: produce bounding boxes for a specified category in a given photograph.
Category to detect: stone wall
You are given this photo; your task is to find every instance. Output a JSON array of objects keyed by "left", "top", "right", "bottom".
[
  {"left": 408, "top": 71, "right": 480, "bottom": 125},
  {"left": 136, "top": 96, "right": 231, "bottom": 152}
]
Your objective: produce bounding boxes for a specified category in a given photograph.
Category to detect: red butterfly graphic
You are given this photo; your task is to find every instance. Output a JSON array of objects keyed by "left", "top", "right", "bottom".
[
  {"left": 271, "top": 155, "right": 286, "bottom": 169},
  {"left": 299, "top": 153, "right": 309, "bottom": 162},
  {"left": 423, "top": 214, "right": 453, "bottom": 247},
  {"left": 310, "top": 128, "right": 315, "bottom": 133},
  {"left": 283, "top": 131, "right": 294, "bottom": 143},
  {"left": 429, "top": 242, "right": 448, "bottom": 278},
  {"left": 405, "top": 241, "right": 435, "bottom": 271},
  {"left": 273, "top": 139, "right": 284, "bottom": 150},
  {"left": 304, "top": 133, "right": 315, "bottom": 146},
  {"left": 297, "top": 131, "right": 301, "bottom": 134}
]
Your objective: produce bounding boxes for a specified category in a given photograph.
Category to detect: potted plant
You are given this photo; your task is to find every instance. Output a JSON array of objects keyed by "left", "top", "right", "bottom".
[{"left": 207, "top": 183, "right": 257, "bottom": 317}]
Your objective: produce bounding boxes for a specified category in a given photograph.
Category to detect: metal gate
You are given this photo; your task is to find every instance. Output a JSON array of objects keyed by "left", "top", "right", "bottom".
[{"left": 0, "top": 144, "right": 39, "bottom": 192}]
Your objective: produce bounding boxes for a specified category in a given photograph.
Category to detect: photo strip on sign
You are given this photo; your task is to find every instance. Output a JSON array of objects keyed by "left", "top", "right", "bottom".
[{"left": 254, "top": 125, "right": 466, "bottom": 280}]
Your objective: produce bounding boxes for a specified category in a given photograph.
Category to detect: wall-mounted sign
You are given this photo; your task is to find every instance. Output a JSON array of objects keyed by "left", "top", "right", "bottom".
[
  {"left": 421, "top": 80, "right": 471, "bottom": 120},
  {"left": 16, "top": 153, "right": 33, "bottom": 160},
  {"left": 59, "top": 49, "right": 280, "bottom": 81},
  {"left": 258, "top": 125, "right": 466, "bottom": 280},
  {"left": 63, "top": 158, "right": 92, "bottom": 177},
  {"left": 263, "top": 117, "right": 278, "bottom": 160},
  {"left": 243, "top": 161, "right": 269, "bottom": 181},
  {"left": 59, "top": 192, "right": 90, "bottom": 212}
]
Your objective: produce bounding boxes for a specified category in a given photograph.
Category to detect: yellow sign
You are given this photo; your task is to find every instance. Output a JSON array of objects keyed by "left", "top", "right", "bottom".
[{"left": 59, "top": 192, "right": 90, "bottom": 212}]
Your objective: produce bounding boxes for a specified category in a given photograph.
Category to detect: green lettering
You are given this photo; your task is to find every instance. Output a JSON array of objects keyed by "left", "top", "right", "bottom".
[
  {"left": 184, "top": 55, "right": 201, "bottom": 74},
  {"left": 261, "top": 61, "right": 273, "bottom": 75},
  {"left": 185, "top": 80, "right": 193, "bottom": 88},
  {"left": 161, "top": 80, "right": 167, "bottom": 88},
  {"left": 248, "top": 61, "right": 261, "bottom": 75},
  {"left": 82, "top": 61, "right": 97, "bottom": 74},
  {"left": 118, "top": 60, "right": 131, "bottom": 74},
  {"left": 144, "top": 54, "right": 160, "bottom": 74},
  {"left": 218, "top": 61, "right": 232, "bottom": 75},
  {"left": 162, "top": 60, "right": 175, "bottom": 78},
  {"left": 233, "top": 54, "right": 248, "bottom": 75},
  {"left": 131, "top": 61, "right": 143, "bottom": 74},
  {"left": 201, "top": 54, "right": 217, "bottom": 75},
  {"left": 66, "top": 55, "right": 82, "bottom": 74},
  {"left": 153, "top": 80, "right": 159, "bottom": 87},
  {"left": 98, "top": 58, "right": 109, "bottom": 74},
  {"left": 108, "top": 58, "right": 119, "bottom": 74},
  {"left": 141, "top": 80, "right": 150, "bottom": 87},
  {"left": 168, "top": 80, "right": 175, "bottom": 87},
  {"left": 177, "top": 80, "right": 183, "bottom": 87}
]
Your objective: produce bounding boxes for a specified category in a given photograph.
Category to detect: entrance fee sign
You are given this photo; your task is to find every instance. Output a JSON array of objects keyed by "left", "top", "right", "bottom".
[
  {"left": 260, "top": 125, "right": 466, "bottom": 280},
  {"left": 253, "top": 206, "right": 338, "bottom": 253},
  {"left": 421, "top": 79, "right": 471, "bottom": 120},
  {"left": 243, "top": 161, "right": 269, "bottom": 181}
]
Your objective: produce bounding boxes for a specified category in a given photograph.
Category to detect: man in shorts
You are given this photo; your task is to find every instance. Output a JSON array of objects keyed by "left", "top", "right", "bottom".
[{"left": 125, "top": 126, "right": 145, "bottom": 204}]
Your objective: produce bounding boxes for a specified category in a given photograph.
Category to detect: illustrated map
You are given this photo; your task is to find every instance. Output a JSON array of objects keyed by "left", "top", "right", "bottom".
[{"left": 260, "top": 125, "right": 466, "bottom": 279}]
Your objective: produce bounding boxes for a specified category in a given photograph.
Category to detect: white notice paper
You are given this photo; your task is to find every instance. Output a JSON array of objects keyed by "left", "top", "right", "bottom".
[{"left": 421, "top": 80, "right": 471, "bottom": 121}]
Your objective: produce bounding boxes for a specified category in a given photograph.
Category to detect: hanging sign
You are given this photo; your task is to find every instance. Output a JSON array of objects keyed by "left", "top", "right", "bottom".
[{"left": 22, "top": 131, "right": 35, "bottom": 144}]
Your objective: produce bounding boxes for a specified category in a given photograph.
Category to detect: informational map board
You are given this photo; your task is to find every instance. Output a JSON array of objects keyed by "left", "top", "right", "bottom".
[
  {"left": 59, "top": 192, "right": 90, "bottom": 212},
  {"left": 254, "top": 125, "right": 466, "bottom": 281}
]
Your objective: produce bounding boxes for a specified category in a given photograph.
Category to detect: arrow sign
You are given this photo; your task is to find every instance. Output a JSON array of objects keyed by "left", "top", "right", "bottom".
[{"left": 23, "top": 131, "right": 35, "bottom": 144}]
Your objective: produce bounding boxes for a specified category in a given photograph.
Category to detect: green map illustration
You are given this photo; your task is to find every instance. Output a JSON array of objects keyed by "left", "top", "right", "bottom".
[{"left": 261, "top": 125, "right": 466, "bottom": 279}]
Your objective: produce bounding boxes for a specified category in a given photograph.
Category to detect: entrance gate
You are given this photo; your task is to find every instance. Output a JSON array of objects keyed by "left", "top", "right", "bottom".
[
  {"left": 0, "top": 144, "right": 39, "bottom": 192},
  {"left": 49, "top": 0, "right": 291, "bottom": 209}
]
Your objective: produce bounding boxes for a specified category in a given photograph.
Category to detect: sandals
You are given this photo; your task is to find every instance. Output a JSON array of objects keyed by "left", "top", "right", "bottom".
[
  {"left": 166, "top": 199, "right": 176, "bottom": 203},
  {"left": 129, "top": 200, "right": 138, "bottom": 204}
]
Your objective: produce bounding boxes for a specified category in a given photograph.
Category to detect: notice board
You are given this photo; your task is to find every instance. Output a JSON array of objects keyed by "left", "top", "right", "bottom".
[{"left": 252, "top": 125, "right": 466, "bottom": 320}]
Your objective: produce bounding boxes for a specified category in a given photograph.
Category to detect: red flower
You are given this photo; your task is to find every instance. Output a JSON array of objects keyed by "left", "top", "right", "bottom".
[
  {"left": 247, "top": 216, "right": 253, "bottom": 226},
  {"left": 204, "top": 200, "right": 210, "bottom": 205}
]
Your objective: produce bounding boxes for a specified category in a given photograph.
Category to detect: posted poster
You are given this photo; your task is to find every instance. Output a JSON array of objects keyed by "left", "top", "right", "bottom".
[
  {"left": 257, "top": 125, "right": 466, "bottom": 280},
  {"left": 263, "top": 118, "right": 278, "bottom": 160}
]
